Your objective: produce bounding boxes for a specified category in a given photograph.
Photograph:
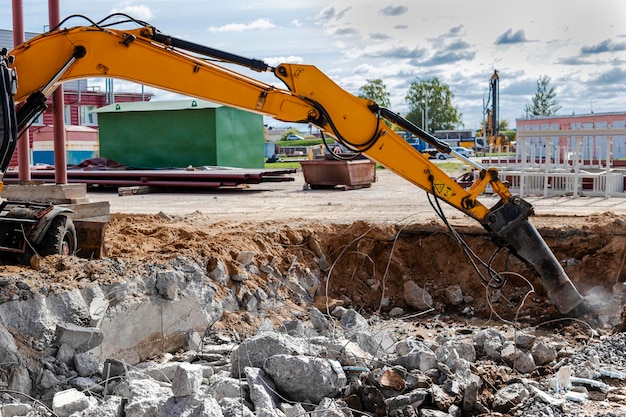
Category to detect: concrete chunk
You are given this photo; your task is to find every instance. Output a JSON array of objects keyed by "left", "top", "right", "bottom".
[
  {"left": 230, "top": 332, "right": 312, "bottom": 377},
  {"left": 74, "top": 352, "right": 99, "bottom": 377},
  {"left": 1, "top": 403, "right": 33, "bottom": 417},
  {"left": 172, "top": 363, "right": 203, "bottom": 397},
  {"left": 403, "top": 281, "right": 433, "bottom": 310},
  {"left": 501, "top": 343, "right": 536, "bottom": 374},
  {"left": 55, "top": 322, "right": 104, "bottom": 352},
  {"left": 263, "top": 354, "right": 346, "bottom": 403},
  {"left": 531, "top": 340, "right": 558, "bottom": 365},
  {"left": 340, "top": 309, "right": 370, "bottom": 331},
  {"left": 155, "top": 270, "right": 181, "bottom": 300},
  {"left": 492, "top": 383, "right": 530, "bottom": 413},
  {"left": 245, "top": 367, "right": 280, "bottom": 411},
  {"left": 52, "top": 388, "right": 93, "bottom": 417}
]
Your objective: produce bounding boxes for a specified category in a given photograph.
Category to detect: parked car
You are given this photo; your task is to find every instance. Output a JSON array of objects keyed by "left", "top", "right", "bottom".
[
  {"left": 435, "top": 146, "right": 475, "bottom": 160},
  {"left": 435, "top": 151, "right": 454, "bottom": 160},
  {"left": 452, "top": 146, "right": 474, "bottom": 158},
  {"left": 285, "top": 134, "right": 304, "bottom": 141}
]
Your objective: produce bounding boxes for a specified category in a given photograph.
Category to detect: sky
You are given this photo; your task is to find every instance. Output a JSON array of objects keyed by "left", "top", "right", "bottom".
[{"left": 2, "top": 0, "right": 626, "bottom": 130}]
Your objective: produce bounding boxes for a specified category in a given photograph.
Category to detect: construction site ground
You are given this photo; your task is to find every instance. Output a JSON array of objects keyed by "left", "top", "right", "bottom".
[
  {"left": 83, "top": 165, "right": 626, "bottom": 323},
  {"left": 79, "top": 165, "right": 626, "bottom": 327},
  {"left": 4, "top": 166, "right": 626, "bottom": 416}
]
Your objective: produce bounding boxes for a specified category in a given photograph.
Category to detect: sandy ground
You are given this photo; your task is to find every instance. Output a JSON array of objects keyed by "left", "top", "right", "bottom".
[{"left": 88, "top": 168, "right": 626, "bottom": 227}]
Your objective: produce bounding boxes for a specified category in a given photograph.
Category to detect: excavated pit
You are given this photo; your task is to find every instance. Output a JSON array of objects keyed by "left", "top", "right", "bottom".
[
  {"left": 5, "top": 213, "right": 625, "bottom": 336},
  {"left": 0, "top": 212, "right": 626, "bottom": 415}
]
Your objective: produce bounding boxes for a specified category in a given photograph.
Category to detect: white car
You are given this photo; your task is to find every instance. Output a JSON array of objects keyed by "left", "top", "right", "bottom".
[
  {"left": 285, "top": 134, "right": 304, "bottom": 141},
  {"left": 452, "top": 146, "right": 474, "bottom": 158},
  {"left": 436, "top": 146, "right": 474, "bottom": 159}
]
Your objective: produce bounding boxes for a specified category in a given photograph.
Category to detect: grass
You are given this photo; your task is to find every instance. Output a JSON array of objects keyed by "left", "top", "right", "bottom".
[
  {"left": 264, "top": 160, "right": 467, "bottom": 175},
  {"left": 264, "top": 161, "right": 304, "bottom": 169}
]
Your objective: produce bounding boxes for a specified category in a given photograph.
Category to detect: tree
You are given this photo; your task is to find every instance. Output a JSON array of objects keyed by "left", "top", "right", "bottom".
[
  {"left": 499, "top": 119, "right": 509, "bottom": 132},
  {"left": 523, "top": 75, "right": 561, "bottom": 118},
  {"left": 405, "top": 77, "right": 462, "bottom": 133},
  {"left": 357, "top": 78, "right": 391, "bottom": 108}
]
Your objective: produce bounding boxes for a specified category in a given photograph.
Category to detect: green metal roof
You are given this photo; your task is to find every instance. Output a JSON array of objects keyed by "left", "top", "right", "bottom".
[{"left": 93, "top": 99, "right": 223, "bottom": 113}]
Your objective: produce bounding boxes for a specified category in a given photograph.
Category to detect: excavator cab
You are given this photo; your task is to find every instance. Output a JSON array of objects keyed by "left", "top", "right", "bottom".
[{"left": 0, "top": 50, "right": 81, "bottom": 263}]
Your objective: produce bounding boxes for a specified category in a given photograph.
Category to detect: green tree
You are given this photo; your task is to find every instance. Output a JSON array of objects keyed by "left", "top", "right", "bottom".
[
  {"left": 523, "top": 75, "right": 561, "bottom": 117},
  {"left": 357, "top": 78, "right": 391, "bottom": 108},
  {"left": 499, "top": 119, "right": 509, "bottom": 132},
  {"left": 405, "top": 77, "right": 462, "bottom": 133}
]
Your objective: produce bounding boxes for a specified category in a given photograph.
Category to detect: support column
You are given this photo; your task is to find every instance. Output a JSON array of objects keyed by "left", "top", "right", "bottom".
[
  {"left": 12, "top": 0, "right": 31, "bottom": 182},
  {"left": 49, "top": 0, "right": 67, "bottom": 184}
]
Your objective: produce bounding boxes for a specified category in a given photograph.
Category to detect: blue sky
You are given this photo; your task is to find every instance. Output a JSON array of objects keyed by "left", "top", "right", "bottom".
[{"left": 2, "top": 0, "right": 626, "bottom": 130}]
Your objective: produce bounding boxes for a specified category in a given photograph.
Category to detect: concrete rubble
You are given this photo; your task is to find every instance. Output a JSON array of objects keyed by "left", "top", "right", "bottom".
[{"left": 0, "top": 254, "right": 623, "bottom": 416}]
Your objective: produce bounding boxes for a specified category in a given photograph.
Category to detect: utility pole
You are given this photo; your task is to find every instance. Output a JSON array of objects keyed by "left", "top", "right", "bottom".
[{"left": 12, "top": 0, "right": 31, "bottom": 182}]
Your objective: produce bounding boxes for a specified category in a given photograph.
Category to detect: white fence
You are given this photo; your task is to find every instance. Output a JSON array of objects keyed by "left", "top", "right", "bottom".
[{"left": 485, "top": 127, "right": 626, "bottom": 198}]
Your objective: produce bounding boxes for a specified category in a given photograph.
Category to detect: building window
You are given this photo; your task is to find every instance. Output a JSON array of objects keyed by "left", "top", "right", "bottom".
[
  {"left": 80, "top": 105, "right": 98, "bottom": 125},
  {"left": 64, "top": 105, "right": 72, "bottom": 125},
  {"left": 31, "top": 112, "right": 44, "bottom": 126}
]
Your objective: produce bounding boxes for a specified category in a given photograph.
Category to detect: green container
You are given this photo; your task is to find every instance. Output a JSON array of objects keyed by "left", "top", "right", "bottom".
[{"left": 96, "top": 100, "right": 264, "bottom": 169}]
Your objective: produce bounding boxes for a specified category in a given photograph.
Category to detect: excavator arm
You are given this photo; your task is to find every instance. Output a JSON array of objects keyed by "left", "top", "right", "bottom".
[{"left": 0, "top": 17, "right": 584, "bottom": 313}]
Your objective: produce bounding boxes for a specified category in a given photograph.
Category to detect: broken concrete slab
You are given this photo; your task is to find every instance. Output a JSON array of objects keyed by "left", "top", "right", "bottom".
[
  {"left": 90, "top": 289, "right": 214, "bottom": 364},
  {"left": 52, "top": 388, "right": 94, "bottom": 417},
  {"left": 229, "top": 332, "right": 314, "bottom": 377},
  {"left": 55, "top": 322, "right": 104, "bottom": 352}
]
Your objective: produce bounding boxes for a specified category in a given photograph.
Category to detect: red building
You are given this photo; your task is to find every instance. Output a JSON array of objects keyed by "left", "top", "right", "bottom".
[
  {"left": 2, "top": 29, "right": 151, "bottom": 168},
  {"left": 516, "top": 112, "right": 626, "bottom": 162},
  {"left": 10, "top": 80, "right": 151, "bottom": 168}
]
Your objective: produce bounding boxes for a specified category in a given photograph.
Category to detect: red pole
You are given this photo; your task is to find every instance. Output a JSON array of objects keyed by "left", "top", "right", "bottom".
[
  {"left": 48, "top": 0, "right": 67, "bottom": 184},
  {"left": 12, "top": 0, "right": 31, "bottom": 182}
]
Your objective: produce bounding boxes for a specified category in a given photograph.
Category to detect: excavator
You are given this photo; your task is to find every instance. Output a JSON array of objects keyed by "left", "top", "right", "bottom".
[{"left": 0, "top": 14, "right": 584, "bottom": 314}]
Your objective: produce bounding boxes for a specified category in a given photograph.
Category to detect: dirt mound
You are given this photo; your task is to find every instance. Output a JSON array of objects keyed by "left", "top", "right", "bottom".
[
  {"left": 99, "top": 213, "right": 626, "bottom": 327},
  {"left": 3, "top": 212, "right": 624, "bottom": 334}
]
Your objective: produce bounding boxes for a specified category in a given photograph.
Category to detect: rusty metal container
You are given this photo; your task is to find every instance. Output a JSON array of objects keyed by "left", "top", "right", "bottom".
[{"left": 300, "top": 159, "right": 376, "bottom": 189}]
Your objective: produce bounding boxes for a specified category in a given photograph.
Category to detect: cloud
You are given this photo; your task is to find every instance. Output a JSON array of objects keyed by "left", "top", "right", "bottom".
[
  {"left": 111, "top": 5, "right": 153, "bottom": 20},
  {"left": 336, "top": 7, "right": 352, "bottom": 20},
  {"left": 208, "top": 18, "right": 276, "bottom": 33},
  {"left": 581, "top": 39, "right": 626, "bottom": 54},
  {"left": 369, "top": 32, "right": 392, "bottom": 41},
  {"left": 448, "top": 25, "right": 463, "bottom": 36},
  {"left": 417, "top": 50, "right": 476, "bottom": 67},
  {"left": 495, "top": 29, "right": 529, "bottom": 45},
  {"left": 555, "top": 56, "right": 595, "bottom": 65},
  {"left": 334, "top": 27, "right": 358, "bottom": 36},
  {"left": 318, "top": 6, "right": 336, "bottom": 21},
  {"left": 264, "top": 55, "right": 304, "bottom": 66},
  {"left": 378, "top": 5, "right": 409, "bottom": 17},
  {"left": 589, "top": 67, "right": 626, "bottom": 86},
  {"left": 365, "top": 46, "right": 426, "bottom": 59},
  {"left": 447, "top": 39, "right": 471, "bottom": 51}
]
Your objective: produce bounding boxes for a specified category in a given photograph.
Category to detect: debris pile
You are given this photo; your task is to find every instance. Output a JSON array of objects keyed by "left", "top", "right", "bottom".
[
  {"left": 1, "top": 293, "right": 626, "bottom": 416},
  {"left": 0, "top": 215, "right": 624, "bottom": 416}
]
